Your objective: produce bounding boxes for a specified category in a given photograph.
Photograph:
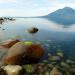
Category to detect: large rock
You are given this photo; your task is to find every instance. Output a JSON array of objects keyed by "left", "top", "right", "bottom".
[
  {"left": 1, "top": 39, "right": 20, "bottom": 48},
  {"left": 3, "top": 42, "right": 44, "bottom": 65},
  {"left": 4, "top": 65, "right": 23, "bottom": 75}
]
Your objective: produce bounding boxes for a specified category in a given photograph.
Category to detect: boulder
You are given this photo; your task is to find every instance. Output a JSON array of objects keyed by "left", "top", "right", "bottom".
[
  {"left": 1, "top": 39, "right": 20, "bottom": 48},
  {"left": 4, "top": 65, "right": 23, "bottom": 75},
  {"left": 28, "top": 27, "right": 38, "bottom": 34},
  {"left": 3, "top": 42, "right": 44, "bottom": 65},
  {"left": 26, "top": 44, "right": 44, "bottom": 60}
]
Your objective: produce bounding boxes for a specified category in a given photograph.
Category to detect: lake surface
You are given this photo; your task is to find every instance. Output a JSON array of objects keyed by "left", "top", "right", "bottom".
[{"left": 0, "top": 18, "right": 75, "bottom": 62}]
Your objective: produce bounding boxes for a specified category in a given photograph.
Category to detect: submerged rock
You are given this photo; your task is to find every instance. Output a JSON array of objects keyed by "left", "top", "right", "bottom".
[
  {"left": 48, "top": 53, "right": 52, "bottom": 57},
  {"left": 48, "top": 56, "right": 61, "bottom": 62},
  {"left": 1, "top": 39, "right": 20, "bottom": 48},
  {"left": 23, "top": 64, "right": 35, "bottom": 73},
  {"left": 3, "top": 42, "right": 44, "bottom": 65},
  {"left": 56, "top": 49, "right": 64, "bottom": 57},
  {"left": 47, "top": 64, "right": 54, "bottom": 69},
  {"left": 44, "top": 71, "right": 50, "bottom": 75},
  {"left": 4, "top": 65, "right": 22, "bottom": 75},
  {"left": 61, "top": 62, "right": 71, "bottom": 72},
  {"left": 56, "top": 52, "right": 64, "bottom": 58},
  {"left": 50, "top": 67, "right": 62, "bottom": 75},
  {"left": 71, "top": 69, "right": 75, "bottom": 75},
  {"left": 35, "top": 64, "right": 44, "bottom": 74},
  {"left": 0, "top": 67, "right": 6, "bottom": 75},
  {"left": 66, "top": 59, "right": 75, "bottom": 64}
]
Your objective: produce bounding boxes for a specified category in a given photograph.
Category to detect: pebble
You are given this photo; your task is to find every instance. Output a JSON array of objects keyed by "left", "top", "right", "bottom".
[
  {"left": 61, "top": 62, "right": 71, "bottom": 72},
  {"left": 48, "top": 56, "right": 61, "bottom": 61}
]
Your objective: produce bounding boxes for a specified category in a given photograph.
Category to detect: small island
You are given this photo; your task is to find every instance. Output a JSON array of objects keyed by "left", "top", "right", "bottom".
[{"left": 0, "top": 17, "right": 15, "bottom": 24}]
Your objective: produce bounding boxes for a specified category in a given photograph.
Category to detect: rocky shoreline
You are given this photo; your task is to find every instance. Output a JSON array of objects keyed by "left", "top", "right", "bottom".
[{"left": 0, "top": 39, "right": 75, "bottom": 75}]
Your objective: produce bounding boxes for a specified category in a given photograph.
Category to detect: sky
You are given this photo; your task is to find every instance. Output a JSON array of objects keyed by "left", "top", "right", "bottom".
[{"left": 0, "top": 0, "right": 75, "bottom": 17}]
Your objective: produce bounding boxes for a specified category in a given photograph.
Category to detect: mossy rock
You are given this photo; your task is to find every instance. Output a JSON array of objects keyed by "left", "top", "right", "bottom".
[{"left": 23, "top": 41, "right": 33, "bottom": 46}]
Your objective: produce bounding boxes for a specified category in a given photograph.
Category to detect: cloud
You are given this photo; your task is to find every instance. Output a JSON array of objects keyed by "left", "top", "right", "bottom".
[
  {"left": 65, "top": 0, "right": 75, "bottom": 3},
  {"left": 0, "top": 0, "right": 17, "bottom": 3},
  {"left": 0, "top": 7, "right": 54, "bottom": 17},
  {"left": 0, "top": 0, "right": 75, "bottom": 16}
]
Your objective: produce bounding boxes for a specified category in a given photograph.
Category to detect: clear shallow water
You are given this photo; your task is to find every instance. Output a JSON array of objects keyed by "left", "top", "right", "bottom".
[{"left": 0, "top": 18, "right": 75, "bottom": 61}]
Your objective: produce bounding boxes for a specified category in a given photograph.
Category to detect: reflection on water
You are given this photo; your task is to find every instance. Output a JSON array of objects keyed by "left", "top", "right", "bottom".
[
  {"left": 0, "top": 18, "right": 75, "bottom": 41},
  {"left": 0, "top": 18, "right": 75, "bottom": 61}
]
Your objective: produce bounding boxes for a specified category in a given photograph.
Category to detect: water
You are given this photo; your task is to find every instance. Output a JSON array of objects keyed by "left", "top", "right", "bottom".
[{"left": 0, "top": 18, "right": 75, "bottom": 62}]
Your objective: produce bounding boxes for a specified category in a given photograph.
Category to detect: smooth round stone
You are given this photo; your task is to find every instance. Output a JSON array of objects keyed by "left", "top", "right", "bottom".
[
  {"left": 47, "top": 64, "right": 54, "bottom": 69},
  {"left": 61, "top": 62, "right": 71, "bottom": 71},
  {"left": 4, "top": 42, "right": 27, "bottom": 57},
  {"left": 3, "top": 42, "right": 44, "bottom": 65},
  {"left": 44, "top": 71, "right": 50, "bottom": 75},
  {"left": 48, "top": 56, "right": 61, "bottom": 61},
  {"left": 23, "top": 64, "right": 35, "bottom": 73},
  {"left": 66, "top": 59, "right": 75, "bottom": 64},
  {"left": 3, "top": 42, "right": 28, "bottom": 65},
  {"left": 4, "top": 65, "right": 22, "bottom": 75},
  {"left": 56, "top": 52, "right": 64, "bottom": 57},
  {"left": 43, "top": 60, "right": 48, "bottom": 64},
  {"left": 50, "top": 67, "right": 62, "bottom": 75}
]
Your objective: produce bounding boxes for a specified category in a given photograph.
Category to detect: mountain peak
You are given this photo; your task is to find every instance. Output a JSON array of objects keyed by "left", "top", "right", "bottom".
[
  {"left": 45, "top": 7, "right": 75, "bottom": 25},
  {"left": 62, "top": 7, "right": 75, "bottom": 11},
  {"left": 63, "top": 7, "right": 73, "bottom": 10},
  {"left": 56, "top": 7, "right": 75, "bottom": 13}
]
